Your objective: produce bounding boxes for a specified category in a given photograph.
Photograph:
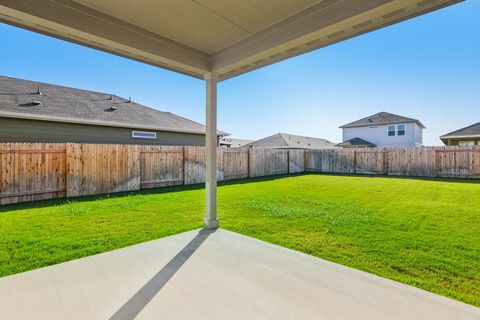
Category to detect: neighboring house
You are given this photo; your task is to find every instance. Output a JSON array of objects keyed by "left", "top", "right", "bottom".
[
  {"left": 0, "top": 75, "right": 226, "bottom": 145},
  {"left": 336, "top": 138, "right": 376, "bottom": 149},
  {"left": 440, "top": 122, "right": 480, "bottom": 146},
  {"left": 339, "top": 112, "right": 425, "bottom": 148},
  {"left": 245, "top": 133, "right": 336, "bottom": 149},
  {"left": 219, "top": 138, "right": 253, "bottom": 148}
]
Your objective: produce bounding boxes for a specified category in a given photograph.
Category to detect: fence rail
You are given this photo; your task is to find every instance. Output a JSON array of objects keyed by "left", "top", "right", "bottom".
[{"left": 1, "top": 143, "right": 480, "bottom": 205}]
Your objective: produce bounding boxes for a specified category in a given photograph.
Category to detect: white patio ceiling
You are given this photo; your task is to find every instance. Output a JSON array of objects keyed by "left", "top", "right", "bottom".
[{"left": 0, "top": 0, "right": 462, "bottom": 81}]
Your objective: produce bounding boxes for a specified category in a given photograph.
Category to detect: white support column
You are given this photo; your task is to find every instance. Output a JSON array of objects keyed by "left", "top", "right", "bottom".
[{"left": 204, "top": 72, "right": 219, "bottom": 229}]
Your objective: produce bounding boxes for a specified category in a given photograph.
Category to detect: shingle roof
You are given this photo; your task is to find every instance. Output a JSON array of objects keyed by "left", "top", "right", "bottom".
[
  {"left": 441, "top": 122, "right": 480, "bottom": 139},
  {"left": 245, "top": 133, "right": 336, "bottom": 149},
  {"left": 340, "top": 112, "right": 425, "bottom": 129},
  {"left": 220, "top": 138, "right": 253, "bottom": 148},
  {"left": 335, "top": 137, "right": 376, "bottom": 148},
  {"left": 0, "top": 75, "right": 224, "bottom": 135}
]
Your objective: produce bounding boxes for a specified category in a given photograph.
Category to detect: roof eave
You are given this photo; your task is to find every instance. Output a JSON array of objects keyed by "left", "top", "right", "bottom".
[{"left": 440, "top": 134, "right": 480, "bottom": 140}]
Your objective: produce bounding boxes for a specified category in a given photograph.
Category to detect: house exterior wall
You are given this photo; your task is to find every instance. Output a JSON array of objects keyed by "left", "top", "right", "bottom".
[
  {"left": 0, "top": 117, "right": 206, "bottom": 146},
  {"left": 443, "top": 138, "right": 480, "bottom": 146},
  {"left": 342, "top": 123, "right": 423, "bottom": 147}
]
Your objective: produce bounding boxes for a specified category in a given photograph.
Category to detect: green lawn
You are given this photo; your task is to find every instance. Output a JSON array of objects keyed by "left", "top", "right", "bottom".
[{"left": 0, "top": 174, "right": 479, "bottom": 306}]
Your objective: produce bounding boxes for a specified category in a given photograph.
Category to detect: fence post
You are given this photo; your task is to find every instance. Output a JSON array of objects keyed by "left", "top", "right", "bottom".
[
  {"left": 303, "top": 149, "right": 307, "bottom": 172},
  {"left": 287, "top": 149, "right": 290, "bottom": 174},
  {"left": 182, "top": 146, "right": 186, "bottom": 185},
  {"left": 353, "top": 149, "right": 357, "bottom": 174},
  {"left": 383, "top": 149, "right": 388, "bottom": 175},
  {"left": 434, "top": 148, "right": 440, "bottom": 177},
  {"left": 248, "top": 147, "right": 252, "bottom": 177}
]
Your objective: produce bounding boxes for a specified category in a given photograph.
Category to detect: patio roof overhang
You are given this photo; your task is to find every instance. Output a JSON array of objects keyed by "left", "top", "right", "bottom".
[
  {"left": 0, "top": 0, "right": 462, "bottom": 81},
  {"left": 0, "top": 0, "right": 463, "bottom": 229}
]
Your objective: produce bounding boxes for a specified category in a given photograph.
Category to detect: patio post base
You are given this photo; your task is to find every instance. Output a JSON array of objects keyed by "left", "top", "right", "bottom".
[{"left": 204, "top": 218, "right": 219, "bottom": 229}]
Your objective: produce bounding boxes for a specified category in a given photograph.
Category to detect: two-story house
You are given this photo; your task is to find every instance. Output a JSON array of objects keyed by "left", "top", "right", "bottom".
[{"left": 337, "top": 112, "right": 425, "bottom": 148}]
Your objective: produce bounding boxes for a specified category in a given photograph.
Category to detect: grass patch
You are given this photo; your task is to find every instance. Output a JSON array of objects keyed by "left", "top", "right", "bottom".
[{"left": 0, "top": 174, "right": 479, "bottom": 306}]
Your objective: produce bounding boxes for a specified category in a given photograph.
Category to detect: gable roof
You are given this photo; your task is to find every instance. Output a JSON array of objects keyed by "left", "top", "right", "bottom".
[
  {"left": 336, "top": 138, "right": 376, "bottom": 148},
  {"left": 440, "top": 122, "right": 480, "bottom": 139},
  {"left": 340, "top": 112, "right": 425, "bottom": 129},
  {"left": 0, "top": 75, "right": 224, "bottom": 135},
  {"left": 245, "top": 133, "right": 336, "bottom": 149}
]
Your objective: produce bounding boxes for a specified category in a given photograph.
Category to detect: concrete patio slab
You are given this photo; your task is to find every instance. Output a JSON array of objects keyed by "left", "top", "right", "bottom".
[{"left": 0, "top": 228, "right": 478, "bottom": 320}]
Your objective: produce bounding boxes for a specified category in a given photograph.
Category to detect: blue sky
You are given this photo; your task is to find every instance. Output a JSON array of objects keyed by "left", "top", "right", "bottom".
[{"left": 0, "top": 1, "right": 478, "bottom": 146}]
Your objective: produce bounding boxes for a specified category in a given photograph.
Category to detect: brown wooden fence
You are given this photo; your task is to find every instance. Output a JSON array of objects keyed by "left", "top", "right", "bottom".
[
  {"left": 306, "top": 147, "right": 480, "bottom": 178},
  {"left": 1, "top": 143, "right": 480, "bottom": 205},
  {"left": 0, "top": 143, "right": 297, "bottom": 205}
]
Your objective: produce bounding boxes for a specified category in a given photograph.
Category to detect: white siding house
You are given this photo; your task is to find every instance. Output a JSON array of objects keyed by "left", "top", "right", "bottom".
[{"left": 338, "top": 112, "right": 425, "bottom": 148}]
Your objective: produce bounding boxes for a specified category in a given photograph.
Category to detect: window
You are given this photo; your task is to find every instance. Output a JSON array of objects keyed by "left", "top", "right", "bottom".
[
  {"left": 459, "top": 141, "right": 475, "bottom": 147},
  {"left": 397, "top": 124, "right": 406, "bottom": 136},
  {"left": 132, "top": 131, "right": 157, "bottom": 139},
  {"left": 387, "top": 125, "right": 395, "bottom": 136}
]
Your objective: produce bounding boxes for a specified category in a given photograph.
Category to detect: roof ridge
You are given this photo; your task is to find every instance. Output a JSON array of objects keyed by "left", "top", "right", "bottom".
[{"left": 278, "top": 133, "right": 291, "bottom": 146}]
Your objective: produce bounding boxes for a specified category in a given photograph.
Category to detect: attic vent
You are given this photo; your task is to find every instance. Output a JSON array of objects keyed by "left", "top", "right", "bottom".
[
  {"left": 353, "top": 20, "right": 373, "bottom": 31},
  {"left": 368, "top": 118, "right": 373, "bottom": 123},
  {"left": 305, "top": 39, "right": 323, "bottom": 47},
  {"left": 36, "top": 86, "right": 42, "bottom": 95},
  {"left": 20, "top": 101, "right": 42, "bottom": 107},
  {"left": 128, "top": 97, "right": 132, "bottom": 103},
  {"left": 417, "top": 0, "right": 436, "bottom": 8},
  {"left": 327, "top": 30, "right": 346, "bottom": 40},
  {"left": 382, "top": 8, "right": 406, "bottom": 20},
  {"left": 110, "top": 106, "right": 118, "bottom": 111}
]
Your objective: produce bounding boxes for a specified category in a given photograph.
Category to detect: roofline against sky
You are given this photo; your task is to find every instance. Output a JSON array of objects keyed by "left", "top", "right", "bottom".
[{"left": 340, "top": 121, "right": 426, "bottom": 129}]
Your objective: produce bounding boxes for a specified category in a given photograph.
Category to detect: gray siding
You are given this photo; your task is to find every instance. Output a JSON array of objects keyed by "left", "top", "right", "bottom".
[{"left": 0, "top": 117, "right": 205, "bottom": 146}]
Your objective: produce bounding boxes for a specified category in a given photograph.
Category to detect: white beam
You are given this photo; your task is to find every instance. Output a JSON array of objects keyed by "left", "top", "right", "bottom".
[{"left": 204, "top": 73, "right": 219, "bottom": 229}]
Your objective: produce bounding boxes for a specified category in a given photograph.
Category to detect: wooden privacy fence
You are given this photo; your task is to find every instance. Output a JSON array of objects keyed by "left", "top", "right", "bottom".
[
  {"left": 0, "top": 143, "right": 301, "bottom": 205},
  {"left": 1, "top": 143, "right": 480, "bottom": 205},
  {"left": 306, "top": 147, "right": 480, "bottom": 178}
]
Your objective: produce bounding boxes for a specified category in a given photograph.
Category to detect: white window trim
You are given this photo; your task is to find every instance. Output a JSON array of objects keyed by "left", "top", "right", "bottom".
[{"left": 132, "top": 131, "right": 157, "bottom": 139}]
